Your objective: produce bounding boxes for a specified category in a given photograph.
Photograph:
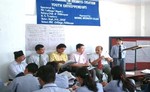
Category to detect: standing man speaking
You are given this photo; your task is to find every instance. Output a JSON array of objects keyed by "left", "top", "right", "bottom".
[{"left": 110, "top": 38, "right": 126, "bottom": 70}]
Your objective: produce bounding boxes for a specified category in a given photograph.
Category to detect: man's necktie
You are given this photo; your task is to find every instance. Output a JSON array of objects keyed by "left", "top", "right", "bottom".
[
  {"left": 39, "top": 54, "right": 43, "bottom": 66},
  {"left": 98, "top": 55, "right": 103, "bottom": 69},
  {"left": 118, "top": 45, "right": 122, "bottom": 59}
]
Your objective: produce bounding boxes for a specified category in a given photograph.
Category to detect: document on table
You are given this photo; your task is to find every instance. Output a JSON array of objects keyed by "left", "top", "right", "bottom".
[
  {"left": 141, "top": 69, "right": 150, "bottom": 74},
  {"left": 126, "top": 71, "right": 135, "bottom": 75}
]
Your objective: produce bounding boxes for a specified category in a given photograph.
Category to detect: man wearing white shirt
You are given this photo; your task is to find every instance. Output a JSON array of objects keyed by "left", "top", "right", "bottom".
[
  {"left": 70, "top": 43, "right": 89, "bottom": 67},
  {"left": 28, "top": 44, "right": 49, "bottom": 67},
  {"left": 8, "top": 63, "right": 40, "bottom": 92},
  {"left": 33, "top": 65, "right": 69, "bottom": 92},
  {"left": 89, "top": 46, "right": 113, "bottom": 82},
  {"left": 8, "top": 50, "right": 27, "bottom": 80}
]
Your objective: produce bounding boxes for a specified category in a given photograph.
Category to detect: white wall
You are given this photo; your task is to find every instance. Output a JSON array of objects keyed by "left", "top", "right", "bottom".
[
  {"left": 0, "top": 0, "right": 145, "bottom": 82},
  {"left": 134, "top": 3, "right": 150, "bottom": 36},
  {"left": 144, "top": 4, "right": 150, "bottom": 36},
  {"left": 0, "top": 0, "right": 25, "bottom": 82},
  {"left": 26, "top": 1, "right": 136, "bottom": 54}
]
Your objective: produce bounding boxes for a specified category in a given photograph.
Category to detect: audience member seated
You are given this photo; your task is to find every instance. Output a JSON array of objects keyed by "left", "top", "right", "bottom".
[
  {"left": 46, "top": 62, "right": 69, "bottom": 88},
  {"left": 49, "top": 43, "right": 68, "bottom": 64},
  {"left": 72, "top": 67, "right": 103, "bottom": 92},
  {"left": 89, "top": 46, "right": 113, "bottom": 82},
  {"left": 103, "top": 66, "right": 136, "bottom": 92},
  {"left": 69, "top": 43, "right": 90, "bottom": 72},
  {"left": 28, "top": 44, "right": 49, "bottom": 67},
  {"left": 33, "top": 65, "right": 70, "bottom": 92},
  {"left": 8, "top": 63, "right": 40, "bottom": 92},
  {"left": 8, "top": 50, "right": 27, "bottom": 80}
]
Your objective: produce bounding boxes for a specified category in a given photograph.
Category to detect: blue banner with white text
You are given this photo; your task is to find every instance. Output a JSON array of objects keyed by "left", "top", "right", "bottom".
[{"left": 36, "top": 0, "right": 100, "bottom": 26}]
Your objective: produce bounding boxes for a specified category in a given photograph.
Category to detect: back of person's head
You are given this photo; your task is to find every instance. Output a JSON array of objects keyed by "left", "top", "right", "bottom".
[
  {"left": 36, "top": 65, "right": 55, "bottom": 84},
  {"left": 111, "top": 66, "right": 125, "bottom": 80},
  {"left": 14, "top": 50, "right": 24, "bottom": 60},
  {"left": 35, "top": 44, "right": 44, "bottom": 51},
  {"left": 46, "top": 62, "right": 59, "bottom": 73},
  {"left": 56, "top": 43, "right": 66, "bottom": 49},
  {"left": 116, "top": 38, "right": 122, "bottom": 41},
  {"left": 26, "top": 63, "right": 38, "bottom": 74},
  {"left": 111, "top": 66, "right": 136, "bottom": 92},
  {"left": 76, "top": 43, "right": 84, "bottom": 50},
  {"left": 76, "top": 67, "right": 98, "bottom": 92}
]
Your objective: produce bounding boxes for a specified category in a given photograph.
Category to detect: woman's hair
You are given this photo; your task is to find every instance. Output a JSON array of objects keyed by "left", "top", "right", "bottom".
[
  {"left": 76, "top": 67, "right": 98, "bottom": 92},
  {"left": 111, "top": 66, "right": 136, "bottom": 92}
]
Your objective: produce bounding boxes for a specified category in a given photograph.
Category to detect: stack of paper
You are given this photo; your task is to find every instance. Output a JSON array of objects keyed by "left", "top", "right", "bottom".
[{"left": 141, "top": 69, "right": 150, "bottom": 74}]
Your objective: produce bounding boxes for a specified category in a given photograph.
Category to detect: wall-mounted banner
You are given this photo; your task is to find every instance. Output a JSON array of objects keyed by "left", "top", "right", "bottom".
[{"left": 36, "top": 0, "right": 100, "bottom": 26}]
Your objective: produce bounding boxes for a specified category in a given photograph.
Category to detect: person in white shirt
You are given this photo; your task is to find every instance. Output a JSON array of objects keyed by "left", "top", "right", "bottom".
[
  {"left": 33, "top": 65, "right": 70, "bottom": 92},
  {"left": 72, "top": 67, "right": 103, "bottom": 92},
  {"left": 89, "top": 46, "right": 113, "bottom": 82},
  {"left": 69, "top": 43, "right": 90, "bottom": 72},
  {"left": 103, "top": 66, "right": 136, "bottom": 92},
  {"left": 46, "top": 62, "right": 69, "bottom": 88},
  {"left": 8, "top": 50, "right": 27, "bottom": 80},
  {"left": 28, "top": 44, "right": 49, "bottom": 67},
  {"left": 8, "top": 63, "right": 40, "bottom": 92}
]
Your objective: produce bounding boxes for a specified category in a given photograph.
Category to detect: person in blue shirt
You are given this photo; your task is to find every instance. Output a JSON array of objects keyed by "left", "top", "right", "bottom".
[
  {"left": 0, "top": 79, "right": 11, "bottom": 92},
  {"left": 8, "top": 63, "right": 40, "bottom": 92},
  {"left": 73, "top": 67, "right": 103, "bottom": 92},
  {"left": 103, "top": 66, "right": 136, "bottom": 92},
  {"left": 33, "top": 65, "right": 69, "bottom": 92},
  {"left": 46, "top": 62, "right": 69, "bottom": 88},
  {"left": 0, "top": 79, "right": 3, "bottom": 87},
  {"left": 110, "top": 38, "right": 126, "bottom": 70}
]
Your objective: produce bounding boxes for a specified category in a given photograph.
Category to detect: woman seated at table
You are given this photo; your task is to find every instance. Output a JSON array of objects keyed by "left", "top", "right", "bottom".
[
  {"left": 103, "top": 66, "right": 136, "bottom": 92},
  {"left": 72, "top": 67, "right": 103, "bottom": 92}
]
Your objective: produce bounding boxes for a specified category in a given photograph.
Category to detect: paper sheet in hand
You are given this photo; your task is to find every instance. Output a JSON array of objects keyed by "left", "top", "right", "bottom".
[
  {"left": 59, "top": 71, "right": 75, "bottom": 80},
  {"left": 61, "top": 60, "right": 76, "bottom": 68},
  {"left": 87, "top": 65, "right": 95, "bottom": 70}
]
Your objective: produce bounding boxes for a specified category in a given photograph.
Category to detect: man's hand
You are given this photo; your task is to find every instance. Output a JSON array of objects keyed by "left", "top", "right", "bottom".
[
  {"left": 105, "top": 57, "right": 113, "bottom": 62},
  {"left": 84, "top": 62, "right": 90, "bottom": 66}
]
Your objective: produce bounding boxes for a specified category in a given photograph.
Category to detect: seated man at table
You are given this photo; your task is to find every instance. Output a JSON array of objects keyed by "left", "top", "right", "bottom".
[
  {"left": 89, "top": 46, "right": 113, "bottom": 82},
  {"left": 49, "top": 43, "right": 68, "bottom": 64},
  {"left": 69, "top": 43, "right": 90, "bottom": 72},
  {"left": 28, "top": 44, "right": 49, "bottom": 67},
  {"left": 8, "top": 50, "right": 27, "bottom": 80}
]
